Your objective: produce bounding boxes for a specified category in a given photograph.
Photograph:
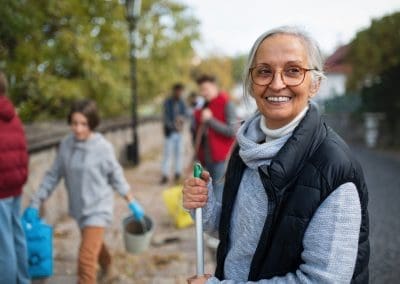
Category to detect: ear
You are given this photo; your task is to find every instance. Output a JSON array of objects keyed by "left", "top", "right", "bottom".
[{"left": 309, "top": 79, "right": 321, "bottom": 98}]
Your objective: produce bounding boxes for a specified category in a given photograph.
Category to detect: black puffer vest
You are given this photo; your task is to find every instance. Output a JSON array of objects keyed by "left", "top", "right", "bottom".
[{"left": 215, "top": 105, "right": 369, "bottom": 283}]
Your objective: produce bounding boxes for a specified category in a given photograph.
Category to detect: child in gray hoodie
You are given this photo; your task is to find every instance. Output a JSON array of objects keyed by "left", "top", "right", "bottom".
[{"left": 24, "top": 100, "right": 144, "bottom": 283}]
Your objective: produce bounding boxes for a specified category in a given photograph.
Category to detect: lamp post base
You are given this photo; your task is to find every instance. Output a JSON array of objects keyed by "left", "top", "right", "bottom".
[{"left": 127, "top": 140, "right": 139, "bottom": 166}]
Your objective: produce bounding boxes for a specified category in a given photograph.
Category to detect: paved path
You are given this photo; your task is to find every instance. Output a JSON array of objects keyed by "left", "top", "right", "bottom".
[{"left": 351, "top": 146, "right": 400, "bottom": 283}]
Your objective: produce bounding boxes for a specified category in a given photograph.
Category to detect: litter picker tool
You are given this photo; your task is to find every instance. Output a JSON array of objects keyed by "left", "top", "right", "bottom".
[{"left": 193, "top": 163, "right": 204, "bottom": 277}]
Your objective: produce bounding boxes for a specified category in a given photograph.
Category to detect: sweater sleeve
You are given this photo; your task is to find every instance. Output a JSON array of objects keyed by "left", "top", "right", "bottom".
[
  {"left": 104, "top": 144, "right": 130, "bottom": 197},
  {"left": 207, "top": 101, "right": 237, "bottom": 137},
  {"left": 206, "top": 182, "right": 362, "bottom": 284},
  {"left": 30, "top": 150, "right": 63, "bottom": 209}
]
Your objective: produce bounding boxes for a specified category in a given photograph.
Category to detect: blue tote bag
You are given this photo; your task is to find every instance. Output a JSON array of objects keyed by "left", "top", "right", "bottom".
[{"left": 21, "top": 214, "right": 53, "bottom": 278}]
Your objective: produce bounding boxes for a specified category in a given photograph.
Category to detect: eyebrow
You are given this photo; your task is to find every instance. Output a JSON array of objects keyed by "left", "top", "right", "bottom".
[{"left": 285, "top": 60, "right": 304, "bottom": 65}]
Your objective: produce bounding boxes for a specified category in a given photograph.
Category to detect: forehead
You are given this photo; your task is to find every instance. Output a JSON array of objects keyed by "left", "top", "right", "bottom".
[
  {"left": 199, "top": 81, "right": 216, "bottom": 89},
  {"left": 254, "top": 34, "right": 308, "bottom": 66},
  {"left": 71, "top": 112, "right": 88, "bottom": 122}
]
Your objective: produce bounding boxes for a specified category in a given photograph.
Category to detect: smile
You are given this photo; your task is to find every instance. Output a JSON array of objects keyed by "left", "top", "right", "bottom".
[{"left": 266, "top": 96, "right": 292, "bottom": 102}]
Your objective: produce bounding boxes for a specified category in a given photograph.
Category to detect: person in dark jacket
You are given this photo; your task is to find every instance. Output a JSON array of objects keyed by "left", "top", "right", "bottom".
[
  {"left": 183, "top": 26, "right": 369, "bottom": 283},
  {"left": 160, "top": 83, "right": 188, "bottom": 184},
  {"left": 0, "top": 71, "right": 30, "bottom": 284}
]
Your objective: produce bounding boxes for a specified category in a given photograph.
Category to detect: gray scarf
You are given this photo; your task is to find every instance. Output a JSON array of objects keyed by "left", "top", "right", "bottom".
[{"left": 236, "top": 113, "right": 292, "bottom": 169}]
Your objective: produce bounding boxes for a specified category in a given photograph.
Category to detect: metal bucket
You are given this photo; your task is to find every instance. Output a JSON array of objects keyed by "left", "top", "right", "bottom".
[{"left": 122, "top": 215, "right": 154, "bottom": 254}]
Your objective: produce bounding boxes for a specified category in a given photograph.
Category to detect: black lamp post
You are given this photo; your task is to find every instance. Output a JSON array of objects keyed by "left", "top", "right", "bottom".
[{"left": 126, "top": 0, "right": 141, "bottom": 165}]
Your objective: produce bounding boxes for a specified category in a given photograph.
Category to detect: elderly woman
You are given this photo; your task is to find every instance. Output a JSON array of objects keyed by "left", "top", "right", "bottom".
[{"left": 183, "top": 26, "right": 369, "bottom": 283}]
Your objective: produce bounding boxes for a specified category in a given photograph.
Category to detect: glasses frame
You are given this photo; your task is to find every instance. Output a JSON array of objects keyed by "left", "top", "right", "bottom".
[{"left": 249, "top": 65, "right": 317, "bottom": 87}]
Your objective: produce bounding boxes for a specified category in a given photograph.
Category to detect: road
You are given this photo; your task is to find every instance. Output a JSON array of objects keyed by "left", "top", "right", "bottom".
[{"left": 352, "top": 146, "right": 400, "bottom": 283}]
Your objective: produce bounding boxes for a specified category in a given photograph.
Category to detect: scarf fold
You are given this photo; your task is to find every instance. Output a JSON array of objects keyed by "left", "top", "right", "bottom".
[{"left": 236, "top": 107, "right": 308, "bottom": 170}]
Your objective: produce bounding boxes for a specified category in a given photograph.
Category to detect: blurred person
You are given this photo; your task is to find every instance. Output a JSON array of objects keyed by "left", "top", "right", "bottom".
[
  {"left": 23, "top": 99, "right": 144, "bottom": 284},
  {"left": 183, "top": 26, "right": 369, "bottom": 283},
  {"left": 193, "top": 75, "right": 236, "bottom": 205},
  {"left": 0, "top": 71, "right": 30, "bottom": 284},
  {"left": 160, "top": 83, "right": 188, "bottom": 184},
  {"left": 187, "top": 91, "right": 205, "bottom": 145}
]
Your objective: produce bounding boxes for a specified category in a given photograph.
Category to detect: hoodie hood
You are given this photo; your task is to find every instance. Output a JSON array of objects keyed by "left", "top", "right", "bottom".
[{"left": 0, "top": 96, "right": 16, "bottom": 122}]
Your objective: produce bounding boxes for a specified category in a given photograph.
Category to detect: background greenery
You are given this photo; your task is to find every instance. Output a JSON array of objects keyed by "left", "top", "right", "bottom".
[
  {"left": 1, "top": 0, "right": 399, "bottom": 146},
  {"left": 346, "top": 11, "right": 400, "bottom": 145},
  {"left": 0, "top": 0, "right": 200, "bottom": 121}
]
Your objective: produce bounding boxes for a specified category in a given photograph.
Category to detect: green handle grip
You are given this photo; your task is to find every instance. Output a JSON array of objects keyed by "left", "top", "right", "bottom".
[{"left": 193, "top": 163, "right": 203, "bottom": 178}]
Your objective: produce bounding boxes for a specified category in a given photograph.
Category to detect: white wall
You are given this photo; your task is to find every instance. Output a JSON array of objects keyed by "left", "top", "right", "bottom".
[{"left": 317, "top": 73, "right": 347, "bottom": 102}]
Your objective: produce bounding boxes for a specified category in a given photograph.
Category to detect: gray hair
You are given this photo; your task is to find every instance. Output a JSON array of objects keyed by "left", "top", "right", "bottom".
[{"left": 243, "top": 26, "right": 325, "bottom": 99}]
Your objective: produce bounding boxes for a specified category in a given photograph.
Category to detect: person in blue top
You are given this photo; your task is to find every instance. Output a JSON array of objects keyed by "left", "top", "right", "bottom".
[{"left": 24, "top": 99, "right": 144, "bottom": 284}]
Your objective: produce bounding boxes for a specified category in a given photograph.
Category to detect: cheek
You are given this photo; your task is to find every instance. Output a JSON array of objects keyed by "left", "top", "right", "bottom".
[{"left": 251, "top": 84, "right": 264, "bottom": 97}]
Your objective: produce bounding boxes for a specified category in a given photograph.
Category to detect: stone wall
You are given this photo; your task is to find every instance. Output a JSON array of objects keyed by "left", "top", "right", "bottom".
[{"left": 22, "top": 120, "right": 162, "bottom": 224}]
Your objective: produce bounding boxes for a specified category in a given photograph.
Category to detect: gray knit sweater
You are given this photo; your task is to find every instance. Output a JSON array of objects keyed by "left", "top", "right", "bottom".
[
  {"left": 204, "top": 110, "right": 361, "bottom": 283},
  {"left": 31, "top": 133, "right": 130, "bottom": 228}
]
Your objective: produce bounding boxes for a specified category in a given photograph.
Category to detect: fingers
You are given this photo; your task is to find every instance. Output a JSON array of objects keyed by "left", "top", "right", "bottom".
[
  {"left": 182, "top": 177, "right": 208, "bottom": 209},
  {"left": 201, "top": 170, "right": 210, "bottom": 182},
  {"left": 187, "top": 274, "right": 211, "bottom": 284}
]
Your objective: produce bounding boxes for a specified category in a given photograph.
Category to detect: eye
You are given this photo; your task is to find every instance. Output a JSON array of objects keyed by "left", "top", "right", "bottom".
[
  {"left": 284, "top": 66, "right": 302, "bottom": 77},
  {"left": 255, "top": 66, "right": 273, "bottom": 77}
]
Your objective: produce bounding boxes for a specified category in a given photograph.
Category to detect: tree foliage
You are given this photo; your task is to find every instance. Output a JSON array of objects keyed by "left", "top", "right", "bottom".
[
  {"left": 347, "top": 11, "right": 400, "bottom": 90},
  {"left": 191, "top": 55, "right": 234, "bottom": 93},
  {"left": 360, "top": 65, "right": 400, "bottom": 145},
  {"left": 0, "top": 0, "right": 199, "bottom": 121},
  {"left": 231, "top": 53, "right": 248, "bottom": 84},
  {"left": 346, "top": 11, "right": 400, "bottom": 145}
]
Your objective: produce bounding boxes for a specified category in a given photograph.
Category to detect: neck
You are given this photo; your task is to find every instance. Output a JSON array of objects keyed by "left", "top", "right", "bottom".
[{"left": 260, "top": 106, "right": 308, "bottom": 142}]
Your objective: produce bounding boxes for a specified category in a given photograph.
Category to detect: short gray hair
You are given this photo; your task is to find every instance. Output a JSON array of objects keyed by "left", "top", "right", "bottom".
[{"left": 243, "top": 26, "right": 325, "bottom": 98}]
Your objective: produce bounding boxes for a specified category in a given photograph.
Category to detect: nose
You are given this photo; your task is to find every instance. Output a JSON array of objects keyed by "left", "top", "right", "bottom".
[
  {"left": 73, "top": 124, "right": 83, "bottom": 134},
  {"left": 269, "top": 70, "right": 286, "bottom": 91}
]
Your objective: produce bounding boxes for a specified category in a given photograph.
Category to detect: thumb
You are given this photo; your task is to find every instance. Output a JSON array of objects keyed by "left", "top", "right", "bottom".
[{"left": 201, "top": 170, "right": 211, "bottom": 183}]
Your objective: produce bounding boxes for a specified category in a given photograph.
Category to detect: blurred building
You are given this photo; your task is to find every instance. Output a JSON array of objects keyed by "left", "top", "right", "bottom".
[{"left": 317, "top": 45, "right": 351, "bottom": 104}]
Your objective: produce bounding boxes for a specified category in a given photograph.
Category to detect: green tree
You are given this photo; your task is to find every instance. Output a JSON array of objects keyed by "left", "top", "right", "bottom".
[
  {"left": 360, "top": 65, "right": 400, "bottom": 145},
  {"left": 347, "top": 11, "right": 400, "bottom": 90},
  {"left": 0, "top": 0, "right": 199, "bottom": 121},
  {"left": 137, "top": 0, "right": 199, "bottom": 100},
  {"left": 231, "top": 53, "right": 248, "bottom": 83},
  {"left": 346, "top": 11, "right": 400, "bottom": 145},
  {"left": 191, "top": 55, "right": 234, "bottom": 93}
]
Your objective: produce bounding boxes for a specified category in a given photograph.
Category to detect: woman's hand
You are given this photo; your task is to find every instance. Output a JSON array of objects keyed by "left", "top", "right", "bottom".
[
  {"left": 183, "top": 171, "right": 210, "bottom": 210},
  {"left": 187, "top": 274, "right": 212, "bottom": 284},
  {"left": 201, "top": 108, "right": 213, "bottom": 122}
]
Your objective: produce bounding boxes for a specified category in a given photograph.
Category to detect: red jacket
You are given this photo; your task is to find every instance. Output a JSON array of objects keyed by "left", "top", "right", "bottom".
[
  {"left": 194, "top": 92, "right": 235, "bottom": 163},
  {"left": 0, "top": 96, "right": 28, "bottom": 199}
]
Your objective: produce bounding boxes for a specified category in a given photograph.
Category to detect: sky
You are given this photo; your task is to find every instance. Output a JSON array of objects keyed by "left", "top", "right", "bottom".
[{"left": 178, "top": 0, "right": 400, "bottom": 57}]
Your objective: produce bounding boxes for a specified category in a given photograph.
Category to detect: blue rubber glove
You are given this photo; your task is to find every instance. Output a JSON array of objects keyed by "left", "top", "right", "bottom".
[
  {"left": 23, "top": 207, "right": 39, "bottom": 223},
  {"left": 128, "top": 200, "right": 144, "bottom": 221}
]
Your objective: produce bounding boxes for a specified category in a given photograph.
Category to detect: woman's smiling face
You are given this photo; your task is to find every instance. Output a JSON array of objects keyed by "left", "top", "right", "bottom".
[{"left": 251, "top": 34, "right": 319, "bottom": 129}]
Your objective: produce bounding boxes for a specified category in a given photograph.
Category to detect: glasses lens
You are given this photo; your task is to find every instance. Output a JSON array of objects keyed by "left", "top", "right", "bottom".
[
  {"left": 283, "top": 67, "right": 304, "bottom": 86},
  {"left": 251, "top": 66, "right": 273, "bottom": 85}
]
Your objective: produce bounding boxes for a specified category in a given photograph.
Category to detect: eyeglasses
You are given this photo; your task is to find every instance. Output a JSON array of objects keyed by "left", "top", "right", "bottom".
[{"left": 249, "top": 64, "right": 317, "bottom": 87}]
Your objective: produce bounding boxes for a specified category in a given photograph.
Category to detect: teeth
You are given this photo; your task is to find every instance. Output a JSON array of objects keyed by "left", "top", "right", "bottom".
[{"left": 266, "top": 96, "right": 290, "bottom": 102}]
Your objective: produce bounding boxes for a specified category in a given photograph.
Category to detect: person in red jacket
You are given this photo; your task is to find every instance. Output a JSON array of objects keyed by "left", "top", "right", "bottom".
[
  {"left": 0, "top": 71, "right": 30, "bottom": 283},
  {"left": 194, "top": 75, "right": 237, "bottom": 204}
]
